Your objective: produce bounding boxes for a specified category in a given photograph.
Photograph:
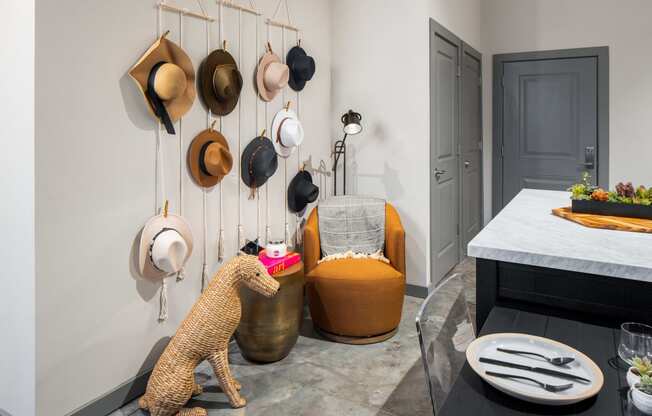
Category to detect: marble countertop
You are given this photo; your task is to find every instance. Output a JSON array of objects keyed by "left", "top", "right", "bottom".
[{"left": 468, "top": 189, "right": 652, "bottom": 282}]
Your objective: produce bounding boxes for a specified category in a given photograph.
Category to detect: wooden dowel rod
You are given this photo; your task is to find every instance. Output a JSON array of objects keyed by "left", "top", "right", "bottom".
[
  {"left": 265, "top": 18, "right": 299, "bottom": 32},
  {"left": 217, "top": 0, "right": 261, "bottom": 16},
  {"left": 158, "top": 3, "right": 215, "bottom": 21}
]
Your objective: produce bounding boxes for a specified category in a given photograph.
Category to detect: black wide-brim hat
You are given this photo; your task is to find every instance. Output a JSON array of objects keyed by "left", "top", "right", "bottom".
[
  {"left": 286, "top": 46, "right": 315, "bottom": 92},
  {"left": 288, "top": 170, "right": 319, "bottom": 213},
  {"left": 241, "top": 136, "right": 278, "bottom": 188}
]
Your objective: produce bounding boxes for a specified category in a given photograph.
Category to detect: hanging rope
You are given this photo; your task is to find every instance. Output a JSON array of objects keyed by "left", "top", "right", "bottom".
[
  {"left": 237, "top": 7, "right": 245, "bottom": 250},
  {"left": 264, "top": 22, "right": 271, "bottom": 246},
  {"left": 255, "top": 11, "right": 261, "bottom": 245},
  {"left": 294, "top": 30, "right": 302, "bottom": 246},
  {"left": 176, "top": 10, "right": 187, "bottom": 282},
  {"left": 200, "top": 8, "right": 211, "bottom": 293},
  {"left": 216, "top": 0, "right": 226, "bottom": 263}
]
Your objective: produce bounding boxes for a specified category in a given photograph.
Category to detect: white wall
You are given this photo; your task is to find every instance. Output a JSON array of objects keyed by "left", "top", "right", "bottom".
[
  {"left": 34, "top": 0, "right": 332, "bottom": 414},
  {"left": 480, "top": 0, "right": 652, "bottom": 221},
  {"left": 330, "top": 0, "right": 484, "bottom": 288},
  {"left": 0, "top": 1, "right": 36, "bottom": 415}
]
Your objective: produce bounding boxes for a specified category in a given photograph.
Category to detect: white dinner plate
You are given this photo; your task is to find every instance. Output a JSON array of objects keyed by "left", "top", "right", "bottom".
[{"left": 466, "top": 333, "right": 604, "bottom": 405}]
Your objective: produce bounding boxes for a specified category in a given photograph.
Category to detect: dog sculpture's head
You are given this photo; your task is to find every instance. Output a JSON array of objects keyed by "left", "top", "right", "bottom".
[{"left": 236, "top": 254, "right": 280, "bottom": 298}]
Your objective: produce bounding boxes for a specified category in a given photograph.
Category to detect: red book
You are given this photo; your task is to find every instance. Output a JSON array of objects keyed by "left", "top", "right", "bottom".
[{"left": 258, "top": 250, "right": 301, "bottom": 275}]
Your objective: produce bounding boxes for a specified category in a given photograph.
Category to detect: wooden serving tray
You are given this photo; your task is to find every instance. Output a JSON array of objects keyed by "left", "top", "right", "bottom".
[{"left": 552, "top": 207, "right": 652, "bottom": 233}]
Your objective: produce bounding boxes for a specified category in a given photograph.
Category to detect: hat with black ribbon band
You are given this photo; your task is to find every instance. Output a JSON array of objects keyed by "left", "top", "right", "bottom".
[{"left": 147, "top": 61, "right": 176, "bottom": 134}]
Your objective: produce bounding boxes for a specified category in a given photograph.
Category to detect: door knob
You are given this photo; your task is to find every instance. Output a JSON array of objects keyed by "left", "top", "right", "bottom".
[
  {"left": 464, "top": 160, "right": 471, "bottom": 168},
  {"left": 434, "top": 168, "right": 447, "bottom": 179}
]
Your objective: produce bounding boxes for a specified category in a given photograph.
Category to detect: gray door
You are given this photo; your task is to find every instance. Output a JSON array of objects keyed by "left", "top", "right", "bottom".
[
  {"left": 460, "top": 45, "right": 482, "bottom": 255},
  {"left": 430, "top": 20, "right": 460, "bottom": 285},
  {"left": 501, "top": 57, "right": 598, "bottom": 206}
]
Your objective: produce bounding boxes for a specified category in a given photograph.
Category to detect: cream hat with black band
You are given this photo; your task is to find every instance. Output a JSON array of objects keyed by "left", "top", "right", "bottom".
[
  {"left": 139, "top": 213, "right": 194, "bottom": 280},
  {"left": 271, "top": 108, "right": 304, "bottom": 158},
  {"left": 129, "top": 31, "right": 196, "bottom": 134}
]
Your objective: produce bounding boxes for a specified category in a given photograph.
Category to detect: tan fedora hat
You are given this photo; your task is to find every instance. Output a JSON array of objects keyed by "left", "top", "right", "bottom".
[
  {"left": 188, "top": 127, "right": 233, "bottom": 188},
  {"left": 129, "top": 31, "right": 196, "bottom": 134},
  {"left": 256, "top": 49, "right": 289, "bottom": 102},
  {"left": 200, "top": 49, "right": 243, "bottom": 116},
  {"left": 139, "top": 213, "right": 194, "bottom": 280}
]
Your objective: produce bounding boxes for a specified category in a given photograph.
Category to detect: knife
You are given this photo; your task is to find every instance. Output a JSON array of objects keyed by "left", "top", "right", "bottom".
[{"left": 479, "top": 357, "right": 591, "bottom": 384}]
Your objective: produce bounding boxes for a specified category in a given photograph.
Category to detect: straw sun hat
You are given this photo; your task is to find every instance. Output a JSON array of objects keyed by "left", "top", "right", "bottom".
[{"left": 129, "top": 31, "right": 196, "bottom": 134}]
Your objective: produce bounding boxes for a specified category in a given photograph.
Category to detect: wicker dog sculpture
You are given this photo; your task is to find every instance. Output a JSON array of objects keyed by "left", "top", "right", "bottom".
[{"left": 139, "top": 254, "right": 280, "bottom": 415}]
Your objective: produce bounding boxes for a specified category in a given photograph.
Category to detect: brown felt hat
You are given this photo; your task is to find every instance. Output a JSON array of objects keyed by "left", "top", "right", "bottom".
[
  {"left": 129, "top": 31, "right": 196, "bottom": 133},
  {"left": 199, "top": 49, "right": 243, "bottom": 116},
  {"left": 188, "top": 128, "right": 233, "bottom": 188}
]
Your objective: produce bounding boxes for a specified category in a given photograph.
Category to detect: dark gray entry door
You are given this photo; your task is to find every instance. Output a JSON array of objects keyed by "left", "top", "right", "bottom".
[{"left": 498, "top": 55, "right": 603, "bottom": 208}]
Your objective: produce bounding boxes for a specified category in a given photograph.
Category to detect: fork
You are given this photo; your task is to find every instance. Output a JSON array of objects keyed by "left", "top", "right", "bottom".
[
  {"left": 485, "top": 371, "right": 574, "bottom": 392},
  {"left": 497, "top": 347, "right": 575, "bottom": 366}
]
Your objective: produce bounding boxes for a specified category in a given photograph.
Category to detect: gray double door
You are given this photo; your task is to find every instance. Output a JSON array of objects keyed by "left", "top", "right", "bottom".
[
  {"left": 493, "top": 48, "right": 609, "bottom": 213},
  {"left": 430, "top": 19, "right": 483, "bottom": 285}
]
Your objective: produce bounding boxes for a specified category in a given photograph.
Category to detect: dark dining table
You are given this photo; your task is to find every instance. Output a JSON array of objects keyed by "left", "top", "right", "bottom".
[{"left": 438, "top": 306, "right": 634, "bottom": 416}]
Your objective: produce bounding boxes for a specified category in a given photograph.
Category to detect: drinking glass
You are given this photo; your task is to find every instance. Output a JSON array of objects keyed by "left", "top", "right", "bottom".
[{"left": 618, "top": 322, "right": 652, "bottom": 365}]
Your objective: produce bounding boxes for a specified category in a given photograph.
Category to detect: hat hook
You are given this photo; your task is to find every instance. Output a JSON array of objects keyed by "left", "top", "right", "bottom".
[
  {"left": 266, "top": 41, "right": 272, "bottom": 53},
  {"left": 163, "top": 199, "right": 169, "bottom": 218},
  {"left": 223, "top": 39, "right": 227, "bottom": 50},
  {"left": 260, "top": 128, "right": 266, "bottom": 137},
  {"left": 285, "top": 100, "right": 292, "bottom": 111},
  {"left": 161, "top": 30, "right": 170, "bottom": 40},
  {"left": 210, "top": 120, "right": 217, "bottom": 131},
  {"left": 297, "top": 38, "right": 301, "bottom": 47}
]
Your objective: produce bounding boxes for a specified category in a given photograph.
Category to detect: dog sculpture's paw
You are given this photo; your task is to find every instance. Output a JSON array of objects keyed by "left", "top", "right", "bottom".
[{"left": 229, "top": 395, "right": 247, "bottom": 408}]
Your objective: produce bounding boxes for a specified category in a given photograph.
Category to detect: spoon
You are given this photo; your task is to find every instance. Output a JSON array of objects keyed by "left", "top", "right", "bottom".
[
  {"left": 497, "top": 347, "right": 575, "bottom": 366},
  {"left": 486, "top": 371, "right": 574, "bottom": 393}
]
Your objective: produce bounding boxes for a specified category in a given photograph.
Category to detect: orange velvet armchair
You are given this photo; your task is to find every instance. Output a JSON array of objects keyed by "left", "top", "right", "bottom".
[{"left": 303, "top": 203, "right": 406, "bottom": 344}]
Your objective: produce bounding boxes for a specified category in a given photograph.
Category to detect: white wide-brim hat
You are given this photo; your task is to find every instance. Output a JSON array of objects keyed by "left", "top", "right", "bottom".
[
  {"left": 138, "top": 214, "right": 194, "bottom": 279},
  {"left": 272, "top": 109, "right": 304, "bottom": 158}
]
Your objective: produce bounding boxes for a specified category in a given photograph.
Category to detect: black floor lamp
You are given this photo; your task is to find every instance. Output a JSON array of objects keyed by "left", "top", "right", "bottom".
[{"left": 332, "top": 109, "right": 362, "bottom": 195}]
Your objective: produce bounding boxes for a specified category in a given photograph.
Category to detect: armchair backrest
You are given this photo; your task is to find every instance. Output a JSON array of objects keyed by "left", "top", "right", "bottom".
[{"left": 303, "top": 203, "right": 405, "bottom": 277}]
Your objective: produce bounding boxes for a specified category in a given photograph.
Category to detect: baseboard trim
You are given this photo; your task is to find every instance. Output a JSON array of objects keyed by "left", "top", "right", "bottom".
[
  {"left": 67, "top": 367, "right": 152, "bottom": 416},
  {"left": 406, "top": 283, "right": 428, "bottom": 299}
]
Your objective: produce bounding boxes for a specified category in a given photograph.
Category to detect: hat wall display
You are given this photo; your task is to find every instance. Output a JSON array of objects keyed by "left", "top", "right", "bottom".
[
  {"left": 241, "top": 135, "right": 278, "bottom": 189},
  {"left": 188, "top": 127, "right": 233, "bottom": 188},
  {"left": 288, "top": 171, "right": 319, "bottom": 213},
  {"left": 256, "top": 48, "right": 289, "bottom": 102},
  {"left": 139, "top": 213, "right": 194, "bottom": 280},
  {"left": 129, "top": 31, "right": 196, "bottom": 134},
  {"left": 286, "top": 45, "right": 316, "bottom": 92},
  {"left": 271, "top": 108, "right": 304, "bottom": 158},
  {"left": 199, "top": 49, "right": 243, "bottom": 116}
]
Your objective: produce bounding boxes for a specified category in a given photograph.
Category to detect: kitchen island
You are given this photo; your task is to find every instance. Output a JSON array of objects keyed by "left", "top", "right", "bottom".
[{"left": 468, "top": 189, "right": 652, "bottom": 330}]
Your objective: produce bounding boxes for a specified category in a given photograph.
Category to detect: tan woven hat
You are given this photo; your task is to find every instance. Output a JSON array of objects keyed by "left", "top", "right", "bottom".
[
  {"left": 129, "top": 31, "right": 196, "bottom": 134},
  {"left": 256, "top": 48, "right": 289, "bottom": 102},
  {"left": 139, "top": 213, "right": 194, "bottom": 280},
  {"left": 188, "top": 127, "right": 233, "bottom": 188}
]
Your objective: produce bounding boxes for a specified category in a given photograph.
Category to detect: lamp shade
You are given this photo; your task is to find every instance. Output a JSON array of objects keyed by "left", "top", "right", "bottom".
[{"left": 341, "top": 110, "right": 362, "bottom": 135}]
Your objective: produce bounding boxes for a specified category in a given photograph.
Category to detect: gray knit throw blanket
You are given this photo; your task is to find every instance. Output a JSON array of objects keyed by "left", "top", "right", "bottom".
[{"left": 318, "top": 196, "right": 385, "bottom": 257}]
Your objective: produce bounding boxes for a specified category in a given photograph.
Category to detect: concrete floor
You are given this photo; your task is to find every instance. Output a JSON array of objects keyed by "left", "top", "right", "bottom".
[{"left": 114, "top": 258, "right": 476, "bottom": 416}]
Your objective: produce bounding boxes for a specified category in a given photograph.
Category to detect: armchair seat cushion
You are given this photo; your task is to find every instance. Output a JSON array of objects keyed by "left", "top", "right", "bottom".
[
  {"left": 306, "top": 259, "right": 405, "bottom": 337},
  {"left": 307, "top": 258, "right": 402, "bottom": 282}
]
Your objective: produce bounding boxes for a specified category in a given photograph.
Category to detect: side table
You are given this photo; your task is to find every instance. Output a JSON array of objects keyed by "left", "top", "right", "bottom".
[{"left": 235, "top": 261, "right": 304, "bottom": 362}]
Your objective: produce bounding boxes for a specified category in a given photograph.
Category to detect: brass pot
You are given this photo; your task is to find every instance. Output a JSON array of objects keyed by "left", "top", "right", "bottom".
[{"left": 236, "top": 262, "right": 304, "bottom": 362}]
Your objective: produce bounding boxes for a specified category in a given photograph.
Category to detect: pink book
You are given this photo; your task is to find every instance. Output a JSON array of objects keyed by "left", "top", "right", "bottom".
[{"left": 258, "top": 251, "right": 301, "bottom": 275}]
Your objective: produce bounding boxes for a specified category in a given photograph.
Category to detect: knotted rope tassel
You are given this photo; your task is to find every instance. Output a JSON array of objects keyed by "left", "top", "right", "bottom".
[
  {"left": 201, "top": 262, "right": 209, "bottom": 292},
  {"left": 158, "top": 279, "right": 168, "bottom": 322},
  {"left": 217, "top": 228, "right": 225, "bottom": 262},
  {"left": 295, "top": 216, "right": 302, "bottom": 245},
  {"left": 285, "top": 222, "right": 292, "bottom": 250},
  {"left": 238, "top": 224, "right": 245, "bottom": 249}
]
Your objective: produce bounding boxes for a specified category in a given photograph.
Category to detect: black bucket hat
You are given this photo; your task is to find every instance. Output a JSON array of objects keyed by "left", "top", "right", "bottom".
[
  {"left": 288, "top": 171, "right": 319, "bottom": 213},
  {"left": 241, "top": 136, "right": 278, "bottom": 189},
  {"left": 286, "top": 46, "right": 315, "bottom": 92}
]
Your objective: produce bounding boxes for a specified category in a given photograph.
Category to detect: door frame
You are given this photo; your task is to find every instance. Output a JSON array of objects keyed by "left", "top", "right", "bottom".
[
  {"left": 492, "top": 47, "right": 609, "bottom": 217},
  {"left": 429, "top": 18, "right": 484, "bottom": 287}
]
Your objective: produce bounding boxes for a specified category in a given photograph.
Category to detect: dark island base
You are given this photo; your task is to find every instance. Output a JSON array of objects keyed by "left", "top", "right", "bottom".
[{"left": 476, "top": 259, "right": 652, "bottom": 331}]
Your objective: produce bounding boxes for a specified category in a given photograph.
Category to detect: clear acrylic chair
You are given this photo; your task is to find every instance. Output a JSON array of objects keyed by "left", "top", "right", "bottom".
[{"left": 416, "top": 273, "right": 476, "bottom": 415}]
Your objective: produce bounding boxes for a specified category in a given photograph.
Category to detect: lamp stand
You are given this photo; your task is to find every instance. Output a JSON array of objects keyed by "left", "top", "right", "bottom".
[{"left": 332, "top": 134, "right": 348, "bottom": 195}]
